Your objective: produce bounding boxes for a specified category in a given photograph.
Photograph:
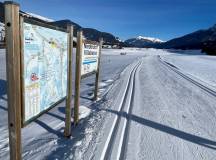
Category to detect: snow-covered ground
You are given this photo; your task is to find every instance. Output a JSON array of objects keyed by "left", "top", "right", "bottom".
[
  {"left": 102, "top": 48, "right": 170, "bottom": 56},
  {"left": 1, "top": 48, "right": 216, "bottom": 160},
  {"left": 161, "top": 53, "right": 216, "bottom": 89}
]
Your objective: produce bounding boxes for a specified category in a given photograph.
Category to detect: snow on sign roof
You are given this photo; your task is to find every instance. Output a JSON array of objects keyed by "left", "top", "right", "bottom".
[{"left": 27, "top": 12, "right": 54, "bottom": 22}]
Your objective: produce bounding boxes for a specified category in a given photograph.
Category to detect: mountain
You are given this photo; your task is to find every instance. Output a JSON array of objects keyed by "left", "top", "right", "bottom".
[
  {"left": 1, "top": 1, "right": 216, "bottom": 51},
  {"left": 26, "top": 16, "right": 120, "bottom": 44},
  {"left": 125, "top": 36, "right": 164, "bottom": 48},
  {"left": 124, "top": 25, "right": 216, "bottom": 50},
  {"left": 202, "top": 40, "right": 216, "bottom": 55},
  {"left": 158, "top": 24, "right": 216, "bottom": 49},
  {"left": 0, "top": 2, "right": 122, "bottom": 46},
  {"left": 82, "top": 28, "right": 120, "bottom": 44},
  {"left": 50, "top": 20, "right": 121, "bottom": 45},
  {"left": 49, "top": 19, "right": 82, "bottom": 37}
]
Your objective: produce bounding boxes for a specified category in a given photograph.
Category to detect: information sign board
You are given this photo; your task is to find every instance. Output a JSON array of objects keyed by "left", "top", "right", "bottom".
[
  {"left": 81, "top": 40, "right": 99, "bottom": 76},
  {"left": 23, "top": 22, "right": 68, "bottom": 122}
]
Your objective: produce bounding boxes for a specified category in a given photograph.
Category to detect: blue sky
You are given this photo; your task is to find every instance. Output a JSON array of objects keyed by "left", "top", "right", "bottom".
[{"left": 2, "top": 0, "right": 216, "bottom": 41}]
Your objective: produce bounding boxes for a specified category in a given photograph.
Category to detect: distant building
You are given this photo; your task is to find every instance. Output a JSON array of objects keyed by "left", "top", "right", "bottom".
[
  {"left": 103, "top": 45, "right": 112, "bottom": 49},
  {"left": 103, "top": 43, "right": 122, "bottom": 49},
  {"left": 112, "top": 45, "right": 121, "bottom": 49}
]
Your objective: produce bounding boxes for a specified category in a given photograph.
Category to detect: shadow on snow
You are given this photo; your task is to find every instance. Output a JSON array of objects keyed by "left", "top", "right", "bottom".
[
  {"left": 34, "top": 98, "right": 216, "bottom": 159},
  {"left": 102, "top": 108, "right": 216, "bottom": 150}
]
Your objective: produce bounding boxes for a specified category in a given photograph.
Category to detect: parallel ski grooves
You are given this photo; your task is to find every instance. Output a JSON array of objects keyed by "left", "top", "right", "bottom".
[
  {"left": 119, "top": 61, "right": 140, "bottom": 160},
  {"left": 101, "top": 61, "right": 141, "bottom": 160},
  {"left": 158, "top": 56, "right": 216, "bottom": 98}
]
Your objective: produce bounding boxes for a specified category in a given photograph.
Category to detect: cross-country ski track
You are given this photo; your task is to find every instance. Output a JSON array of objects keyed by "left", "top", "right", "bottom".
[
  {"left": 158, "top": 56, "right": 216, "bottom": 98},
  {"left": 1, "top": 49, "right": 216, "bottom": 160},
  {"left": 85, "top": 53, "right": 216, "bottom": 160},
  {"left": 101, "top": 60, "right": 142, "bottom": 160}
]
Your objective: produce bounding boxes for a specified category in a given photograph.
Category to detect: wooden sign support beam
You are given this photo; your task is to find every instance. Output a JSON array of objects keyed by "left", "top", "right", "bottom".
[
  {"left": 64, "top": 25, "right": 73, "bottom": 137},
  {"left": 74, "top": 31, "right": 83, "bottom": 125},
  {"left": 94, "top": 38, "right": 103, "bottom": 101},
  {"left": 4, "top": 1, "right": 22, "bottom": 160}
]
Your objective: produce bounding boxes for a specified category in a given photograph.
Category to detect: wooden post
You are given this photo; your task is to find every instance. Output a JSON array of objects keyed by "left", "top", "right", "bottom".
[
  {"left": 64, "top": 25, "right": 73, "bottom": 137},
  {"left": 19, "top": 15, "right": 25, "bottom": 127},
  {"left": 94, "top": 38, "right": 103, "bottom": 101},
  {"left": 74, "top": 31, "right": 83, "bottom": 125},
  {"left": 4, "top": 1, "right": 22, "bottom": 160}
]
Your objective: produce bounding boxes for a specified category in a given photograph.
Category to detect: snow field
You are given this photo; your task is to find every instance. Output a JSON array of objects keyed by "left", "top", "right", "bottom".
[{"left": 1, "top": 48, "right": 216, "bottom": 159}]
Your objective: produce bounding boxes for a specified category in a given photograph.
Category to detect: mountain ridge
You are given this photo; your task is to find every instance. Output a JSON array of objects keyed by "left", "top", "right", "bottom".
[
  {"left": 124, "top": 24, "right": 216, "bottom": 53},
  {"left": 136, "top": 36, "right": 164, "bottom": 43},
  {"left": 0, "top": 1, "right": 216, "bottom": 53},
  {"left": 125, "top": 36, "right": 164, "bottom": 48},
  {"left": 158, "top": 24, "right": 216, "bottom": 49}
]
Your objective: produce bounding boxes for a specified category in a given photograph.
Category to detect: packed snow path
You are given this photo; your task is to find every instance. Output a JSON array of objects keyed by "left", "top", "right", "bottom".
[{"left": 85, "top": 55, "right": 216, "bottom": 160}]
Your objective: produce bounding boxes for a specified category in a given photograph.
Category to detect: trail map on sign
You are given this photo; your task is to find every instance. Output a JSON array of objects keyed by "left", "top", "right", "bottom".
[
  {"left": 23, "top": 22, "right": 68, "bottom": 122},
  {"left": 81, "top": 42, "right": 99, "bottom": 76}
]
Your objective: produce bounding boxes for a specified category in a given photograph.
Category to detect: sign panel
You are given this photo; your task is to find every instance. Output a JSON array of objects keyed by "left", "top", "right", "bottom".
[
  {"left": 23, "top": 22, "right": 68, "bottom": 122},
  {"left": 81, "top": 41, "right": 100, "bottom": 76}
]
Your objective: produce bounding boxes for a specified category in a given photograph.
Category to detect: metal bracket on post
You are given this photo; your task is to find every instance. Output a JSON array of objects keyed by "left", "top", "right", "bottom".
[
  {"left": 74, "top": 31, "right": 83, "bottom": 125},
  {"left": 64, "top": 24, "right": 73, "bottom": 137},
  {"left": 4, "top": 1, "right": 22, "bottom": 160}
]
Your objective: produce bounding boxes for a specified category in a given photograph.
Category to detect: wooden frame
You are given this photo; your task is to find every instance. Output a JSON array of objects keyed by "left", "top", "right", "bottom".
[
  {"left": 64, "top": 25, "right": 73, "bottom": 137},
  {"left": 20, "top": 15, "right": 25, "bottom": 127},
  {"left": 19, "top": 14, "right": 70, "bottom": 126},
  {"left": 23, "top": 16, "right": 68, "bottom": 33},
  {"left": 94, "top": 38, "right": 103, "bottom": 100},
  {"left": 4, "top": 1, "right": 22, "bottom": 159},
  {"left": 74, "top": 31, "right": 83, "bottom": 125},
  {"left": 5, "top": 1, "right": 76, "bottom": 159},
  {"left": 74, "top": 32, "right": 103, "bottom": 124}
]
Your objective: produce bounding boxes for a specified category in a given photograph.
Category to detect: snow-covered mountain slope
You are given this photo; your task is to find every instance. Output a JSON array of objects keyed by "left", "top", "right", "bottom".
[
  {"left": 125, "top": 36, "right": 165, "bottom": 48},
  {"left": 160, "top": 23, "right": 216, "bottom": 50},
  {"left": 136, "top": 36, "right": 164, "bottom": 43}
]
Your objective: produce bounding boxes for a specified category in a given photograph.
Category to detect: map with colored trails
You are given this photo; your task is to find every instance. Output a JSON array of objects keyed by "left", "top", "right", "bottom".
[{"left": 23, "top": 22, "right": 68, "bottom": 122}]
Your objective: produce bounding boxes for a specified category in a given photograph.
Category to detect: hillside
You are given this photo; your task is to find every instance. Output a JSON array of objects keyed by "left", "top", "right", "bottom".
[
  {"left": 125, "top": 36, "right": 164, "bottom": 48},
  {"left": 124, "top": 24, "right": 216, "bottom": 51},
  {"left": 158, "top": 24, "right": 216, "bottom": 50},
  {"left": 1, "top": 1, "right": 216, "bottom": 51},
  {"left": 202, "top": 40, "right": 216, "bottom": 55},
  {"left": 50, "top": 20, "right": 121, "bottom": 45}
]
